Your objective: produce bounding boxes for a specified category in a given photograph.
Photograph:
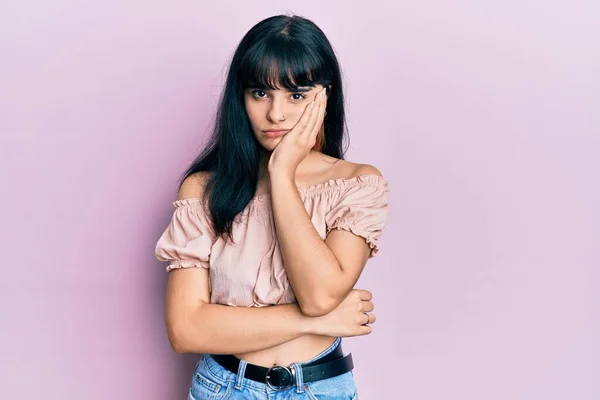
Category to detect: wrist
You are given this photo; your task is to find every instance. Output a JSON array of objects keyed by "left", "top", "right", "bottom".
[
  {"left": 268, "top": 170, "right": 295, "bottom": 189},
  {"left": 294, "top": 304, "right": 320, "bottom": 335},
  {"left": 300, "top": 315, "right": 321, "bottom": 335}
]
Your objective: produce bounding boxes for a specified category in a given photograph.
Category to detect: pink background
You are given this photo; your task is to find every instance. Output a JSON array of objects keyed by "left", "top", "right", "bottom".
[{"left": 1, "top": 1, "right": 598, "bottom": 399}]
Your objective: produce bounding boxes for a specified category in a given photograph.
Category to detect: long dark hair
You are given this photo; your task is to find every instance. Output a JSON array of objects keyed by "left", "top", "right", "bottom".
[{"left": 179, "top": 14, "right": 349, "bottom": 239}]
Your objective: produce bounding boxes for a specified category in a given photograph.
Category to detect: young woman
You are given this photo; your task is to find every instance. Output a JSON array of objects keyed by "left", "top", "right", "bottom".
[{"left": 155, "top": 14, "right": 390, "bottom": 400}]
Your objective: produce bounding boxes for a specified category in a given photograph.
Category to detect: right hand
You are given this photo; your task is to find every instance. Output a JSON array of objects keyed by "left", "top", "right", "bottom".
[{"left": 311, "top": 289, "right": 376, "bottom": 337}]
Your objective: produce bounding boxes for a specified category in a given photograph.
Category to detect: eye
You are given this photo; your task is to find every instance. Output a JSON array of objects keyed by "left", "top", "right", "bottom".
[
  {"left": 251, "top": 90, "right": 268, "bottom": 99},
  {"left": 291, "top": 93, "right": 306, "bottom": 101}
]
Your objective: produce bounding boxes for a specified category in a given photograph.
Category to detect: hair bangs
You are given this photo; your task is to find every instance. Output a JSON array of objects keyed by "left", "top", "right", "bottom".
[
  {"left": 180, "top": 15, "right": 347, "bottom": 239},
  {"left": 240, "top": 37, "right": 327, "bottom": 91}
]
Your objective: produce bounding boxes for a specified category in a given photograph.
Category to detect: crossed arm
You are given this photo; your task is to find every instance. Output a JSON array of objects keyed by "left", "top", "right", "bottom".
[
  {"left": 162, "top": 168, "right": 380, "bottom": 354},
  {"left": 269, "top": 165, "right": 381, "bottom": 317}
]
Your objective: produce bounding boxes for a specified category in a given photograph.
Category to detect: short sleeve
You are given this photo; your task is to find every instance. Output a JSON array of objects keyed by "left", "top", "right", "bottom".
[
  {"left": 154, "top": 199, "right": 217, "bottom": 272},
  {"left": 325, "top": 176, "right": 390, "bottom": 257}
]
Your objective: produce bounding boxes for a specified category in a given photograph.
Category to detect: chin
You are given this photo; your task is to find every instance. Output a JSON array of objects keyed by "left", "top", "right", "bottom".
[{"left": 256, "top": 137, "right": 282, "bottom": 152}]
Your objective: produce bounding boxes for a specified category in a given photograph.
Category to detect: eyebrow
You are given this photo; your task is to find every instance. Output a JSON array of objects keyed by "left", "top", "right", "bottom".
[
  {"left": 292, "top": 87, "right": 314, "bottom": 93},
  {"left": 247, "top": 85, "right": 315, "bottom": 93}
]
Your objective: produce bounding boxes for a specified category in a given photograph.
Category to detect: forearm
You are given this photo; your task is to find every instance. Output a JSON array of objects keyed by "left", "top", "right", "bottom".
[
  {"left": 171, "top": 302, "right": 317, "bottom": 355},
  {"left": 270, "top": 174, "right": 345, "bottom": 315}
]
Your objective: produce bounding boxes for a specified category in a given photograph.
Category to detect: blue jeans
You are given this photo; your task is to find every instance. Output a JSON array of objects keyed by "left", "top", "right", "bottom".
[{"left": 188, "top": 337, "right": 358, "bottom": 399}]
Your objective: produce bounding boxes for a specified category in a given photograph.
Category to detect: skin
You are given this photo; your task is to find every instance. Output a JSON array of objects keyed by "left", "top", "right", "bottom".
[{"left": 164, "top": 83, "right": 383, "bottom": 367}]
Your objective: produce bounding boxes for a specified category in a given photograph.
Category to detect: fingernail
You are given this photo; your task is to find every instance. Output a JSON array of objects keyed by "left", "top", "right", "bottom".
[{"left": 321, "top": 88, "right": 327, "bottom": 97}]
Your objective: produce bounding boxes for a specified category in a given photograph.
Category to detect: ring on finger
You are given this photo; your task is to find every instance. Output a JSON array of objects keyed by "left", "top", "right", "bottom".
[{"left": 363, "top": 312, "right": 370, "bottom": 325}]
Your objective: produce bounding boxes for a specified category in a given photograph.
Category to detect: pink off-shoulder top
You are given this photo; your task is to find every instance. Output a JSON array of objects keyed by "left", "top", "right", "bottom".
[{"left": 154, "top": 174, "right": 390, "bottom": 307}]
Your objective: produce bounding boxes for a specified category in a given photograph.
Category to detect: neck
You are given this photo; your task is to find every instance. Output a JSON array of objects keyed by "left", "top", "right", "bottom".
[{"left": 258, "top": 149, "right": 319, "bottom": 181}]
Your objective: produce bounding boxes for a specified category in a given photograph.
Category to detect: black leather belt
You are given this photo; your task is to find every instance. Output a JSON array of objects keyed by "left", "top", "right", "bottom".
[{"left": 210, "top": 342, "right": 354, "bottom": 390}]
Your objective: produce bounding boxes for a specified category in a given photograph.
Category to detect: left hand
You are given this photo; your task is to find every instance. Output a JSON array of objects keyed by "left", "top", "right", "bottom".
[{"left": 267, "top": 87, "right": 327, "bottom": 178}]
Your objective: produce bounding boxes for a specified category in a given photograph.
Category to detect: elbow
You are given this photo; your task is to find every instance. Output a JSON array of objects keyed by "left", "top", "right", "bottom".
[
  {"left": 170, "top": 338, "right": 188, "bottom": 354},
  {"left": 166, "top": 302, "right": 212, "bottom": 354},
  {"left": 167, "top": 322, "right": 192, "bottom": 354},
  {"left": 300, "top": 306, "right": 330, "bottom": 318},
  {"left": 298, "top": 295, "right": 339, "bottom": 317},
  {"left": 171, "top": 342, "right": 187, "bottom": 354},
  {"left": 166, "top": 311, "right": 207, "bottom": 354}
]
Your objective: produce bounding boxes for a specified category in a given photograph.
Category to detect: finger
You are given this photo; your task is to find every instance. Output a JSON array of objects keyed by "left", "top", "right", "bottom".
[
  {"left": 290, "top": 100, "right": 316, "bottom": 137},
  {"left": 362, "top": 312, "right": 370, "bottom": 325},
  {"left": 360, "top": 312, "right": 376, "bottom": 325},
  {"left": 301, "top": 89, "right": 324, "bottom": 138},
  {"left": 308, "top": 88, "right": 327, "bottom": 141},
  {"left": 356, "top": 289, "right": 373, "bottom": 301},
  {"left": 361, "top": 301, "right": 374, "bottom": 313},
  {"left": 310, "top": 88, "right": 327, "bottom": 137},
  {"left": 358, "top": 325, "right": 372, "bottom": 336}
]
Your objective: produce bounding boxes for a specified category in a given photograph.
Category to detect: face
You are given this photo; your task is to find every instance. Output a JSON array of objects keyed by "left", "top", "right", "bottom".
[{"left": 244, "top": 84, "right": 326, "bottom": 151}]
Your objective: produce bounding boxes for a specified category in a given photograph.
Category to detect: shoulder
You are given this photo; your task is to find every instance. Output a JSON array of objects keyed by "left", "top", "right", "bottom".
[
  {"left": 324, "top": 160, "right": 389, "bottom": 230},
  {"left": 324, "top": 160, "right": 388, "bottom": 208},
  {"left": 331, "top": 159, "right": 384, "bottom": 180},
  {"left": 177, "top": 171, "right": 212, "bottom": 201},
  {"left": 350, "top": 163, "right": 384, "bottom": 179},
  {"left": 338, "top": 161, "right": 388, "bottom": 200}
]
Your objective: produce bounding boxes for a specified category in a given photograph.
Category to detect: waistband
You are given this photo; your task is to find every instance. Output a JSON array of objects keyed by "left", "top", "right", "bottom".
[{"left": 201, "top": 337, "right": 343, "bottom": 391}]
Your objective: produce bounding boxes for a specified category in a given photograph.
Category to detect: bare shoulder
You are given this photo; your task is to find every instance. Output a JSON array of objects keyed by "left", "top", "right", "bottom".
[
  {"left": 351, "top": 162, "right": 384, "bottom": 178},
  {"left": 332, "top": 159, "right": 384, "bottom": 180},
  {"left": 177, "top": 171, "right": 211, "bottom": 200}
]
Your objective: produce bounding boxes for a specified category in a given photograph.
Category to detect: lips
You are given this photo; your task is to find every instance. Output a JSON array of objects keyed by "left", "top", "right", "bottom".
[{"left": 262, "top": 129, "right": 290, "bottom": 137}]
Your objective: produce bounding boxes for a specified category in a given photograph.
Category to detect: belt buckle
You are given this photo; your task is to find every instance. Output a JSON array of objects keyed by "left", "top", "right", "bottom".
[{"left": 265, "top": 365, "right": 293, "bottom": 391}]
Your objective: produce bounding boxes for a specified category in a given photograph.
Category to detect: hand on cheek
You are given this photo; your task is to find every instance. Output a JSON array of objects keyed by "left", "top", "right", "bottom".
[{"left": 267, "top": 87, "right": 327, "bottom": 178}]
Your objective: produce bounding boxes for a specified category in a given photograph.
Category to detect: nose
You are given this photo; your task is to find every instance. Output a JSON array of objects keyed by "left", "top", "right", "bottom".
[{"left": 266, "top": 97, "right": 286, "bottom": 123}]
